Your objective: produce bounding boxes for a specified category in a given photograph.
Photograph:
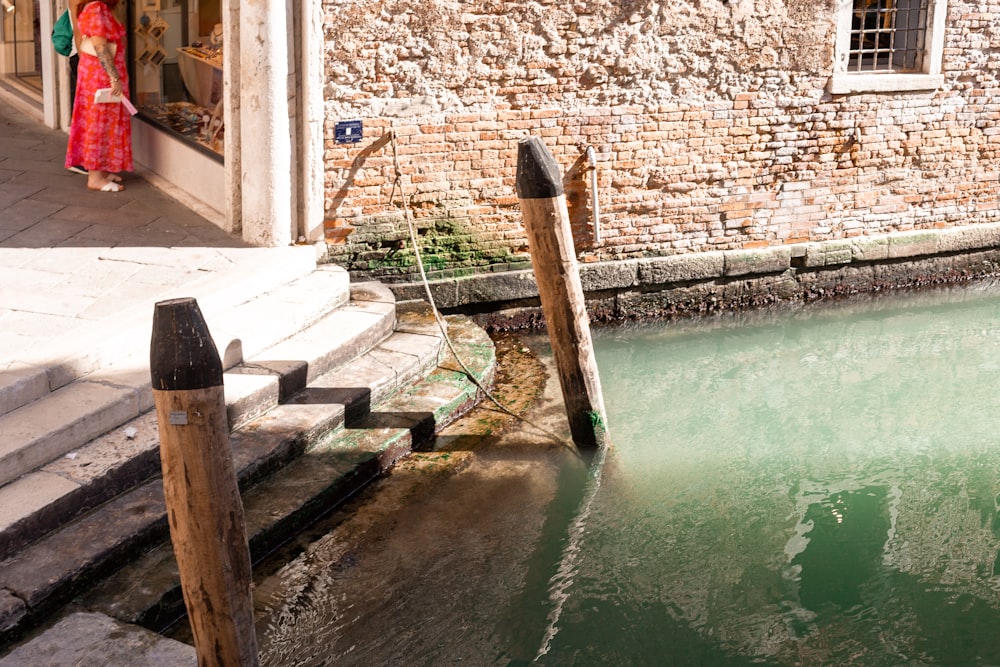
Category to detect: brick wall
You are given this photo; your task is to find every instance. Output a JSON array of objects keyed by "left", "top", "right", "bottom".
[{"left": 321, "top": 0, "right": 1000, "bottom": 284}]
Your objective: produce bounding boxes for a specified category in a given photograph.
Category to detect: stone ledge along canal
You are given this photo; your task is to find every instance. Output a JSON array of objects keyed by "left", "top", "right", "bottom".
[{"left": 249, "top": 282, "right": 1000, "bottom": 666}]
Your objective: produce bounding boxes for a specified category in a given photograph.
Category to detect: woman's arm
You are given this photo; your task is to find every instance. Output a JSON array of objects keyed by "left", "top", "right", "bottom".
[{"left": 88, "top": 35, "right": 122, "bottom": 97}]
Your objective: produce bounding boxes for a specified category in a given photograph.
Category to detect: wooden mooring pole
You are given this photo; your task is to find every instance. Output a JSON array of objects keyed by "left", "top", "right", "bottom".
[
  {"left": 516, "top": 136, "right": 610, "bottom": 450},
  {"left": 150, "top": 298, "right": 259, "bottom": 667}
]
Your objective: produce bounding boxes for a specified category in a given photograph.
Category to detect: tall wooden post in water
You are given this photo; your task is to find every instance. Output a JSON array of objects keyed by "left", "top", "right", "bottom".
[
  {"left": 516, "top": 136, "right": 610, "bottom": 450},
  {"left": 150, "top": 298, "right": 259, "bottom": 667}
]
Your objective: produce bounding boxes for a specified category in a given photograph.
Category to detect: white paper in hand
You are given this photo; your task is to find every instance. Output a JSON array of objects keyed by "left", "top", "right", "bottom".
[
  {"left": 94, "top": 87, "right": 121, "bottom": 104},
  {"left": 93, "top": 88, "right": 137, "bottom": 115}
]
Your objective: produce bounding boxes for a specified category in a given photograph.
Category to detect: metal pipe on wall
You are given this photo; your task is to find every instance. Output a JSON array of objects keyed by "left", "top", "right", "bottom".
[{"left": 586, "top": 146, "right": 601, "bottom": 244}]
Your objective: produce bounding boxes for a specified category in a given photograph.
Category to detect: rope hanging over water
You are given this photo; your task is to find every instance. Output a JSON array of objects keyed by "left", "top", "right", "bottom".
[
  {"left": 386, "top": 129, "right": 579, "bottom": 455},
  {"left": 388, "top": 130, "right": 612, "bottom": 659}
]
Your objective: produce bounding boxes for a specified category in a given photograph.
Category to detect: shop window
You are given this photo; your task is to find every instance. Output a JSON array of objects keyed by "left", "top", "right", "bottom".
[
  {"left": 1, "top": 0, "right": 42, "bottom": 84},
  {"left": 829, "top": 0, "right": 947, "bottom": 94},
  {"left": 128, "top": 0, "right": 223, "bottom": 159}
]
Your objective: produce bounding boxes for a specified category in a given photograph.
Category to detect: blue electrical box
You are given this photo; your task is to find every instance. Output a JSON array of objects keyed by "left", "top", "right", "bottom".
[{"left": 335, "top": 120, "right": 363, "bottom": 144}]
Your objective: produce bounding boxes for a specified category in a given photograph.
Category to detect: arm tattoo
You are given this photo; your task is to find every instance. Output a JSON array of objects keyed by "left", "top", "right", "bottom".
[{"left": 96, "top": 43, "right": 119, "bottom": 81}]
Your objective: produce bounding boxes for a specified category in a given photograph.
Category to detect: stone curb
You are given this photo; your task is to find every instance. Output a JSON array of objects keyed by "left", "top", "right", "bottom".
[{"left": 385, "top": 223, "right": 1000, "bottom": 310}]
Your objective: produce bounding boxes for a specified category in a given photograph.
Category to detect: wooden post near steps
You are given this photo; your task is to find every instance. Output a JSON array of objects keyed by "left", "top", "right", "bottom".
[
  {"left": 149, "top": 297, "right": 259, "bottom": 667},
  {"left": 516, "top": 136, "right": 610, "bottom": 450}
]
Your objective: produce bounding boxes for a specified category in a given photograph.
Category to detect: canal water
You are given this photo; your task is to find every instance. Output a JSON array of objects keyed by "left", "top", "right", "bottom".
[{"left": 255, "top": 283, "right": 1000, "bottom": 666}]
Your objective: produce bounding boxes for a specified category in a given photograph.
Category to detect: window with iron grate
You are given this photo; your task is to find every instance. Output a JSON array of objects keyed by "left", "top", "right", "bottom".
[{"left": 830, "top": 0, "right": 947, "bottom": 94}]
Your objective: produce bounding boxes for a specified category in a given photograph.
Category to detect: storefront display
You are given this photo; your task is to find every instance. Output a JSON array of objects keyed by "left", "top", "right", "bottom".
[{"left": 128, "top": 0, "right": 223, "bottom": 158}]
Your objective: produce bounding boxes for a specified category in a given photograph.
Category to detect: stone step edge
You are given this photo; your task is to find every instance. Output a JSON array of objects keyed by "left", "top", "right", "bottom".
[
  {"left": 0, "top": 315, "right": 493, "bottom": 649},
  {"left": 221, "top": 282, "right": 397, "bottom": 430},
  {"left": 0, "top": 297, "right": 424, "bottom": 562},
  {"left": 0, "top": 245, "right": 321, "bottom": 420},
  {"left": 0, "top": 275, "right": 383, "bottom": 491},
  {"left": 0, "top": 611, "right": 196, "bottom": 667}
]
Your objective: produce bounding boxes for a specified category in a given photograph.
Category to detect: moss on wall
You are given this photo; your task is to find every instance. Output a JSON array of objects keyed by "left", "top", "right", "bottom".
[{"left": 325, "top": 213, "right": 532, "bottom": 283}]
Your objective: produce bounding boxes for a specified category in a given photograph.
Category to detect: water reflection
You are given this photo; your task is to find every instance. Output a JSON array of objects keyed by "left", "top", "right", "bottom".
[
  {"left": 785, "top": 486, "right": 894, "bottom": 636},
  {"left": 255, "top": 285, "right": 1000, "bottom": 666},
  {"left": 564, "top": 286, "right": 1000, "bottom": 665}
]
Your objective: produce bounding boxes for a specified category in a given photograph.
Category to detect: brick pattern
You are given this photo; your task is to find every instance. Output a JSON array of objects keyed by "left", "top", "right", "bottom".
[{"left": 322, "top": 0, "right": 1000, "bottom": 283}]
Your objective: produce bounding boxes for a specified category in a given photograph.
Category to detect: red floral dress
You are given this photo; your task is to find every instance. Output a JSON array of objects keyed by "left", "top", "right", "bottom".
[{"left": 65, "top": 2, "right": 133, "bottom": 173}]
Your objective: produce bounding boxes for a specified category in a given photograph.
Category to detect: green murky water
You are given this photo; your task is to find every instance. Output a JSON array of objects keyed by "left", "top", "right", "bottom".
[
  {"left": 549, "top": 285, "right": 1000, "bottom": 666},
  {"left": 257, "top": 284, "right": 1000, "bottom": 666}
]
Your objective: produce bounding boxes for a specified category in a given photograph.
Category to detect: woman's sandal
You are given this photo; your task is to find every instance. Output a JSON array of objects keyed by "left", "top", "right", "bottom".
[{"left": 88, "top": 181, "right": 125, "bottom": 192}]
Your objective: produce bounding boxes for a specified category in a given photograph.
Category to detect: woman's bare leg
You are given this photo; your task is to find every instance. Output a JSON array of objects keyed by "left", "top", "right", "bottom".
[{"left": 87, "top": 170, "right": 108, "bottom": 189}]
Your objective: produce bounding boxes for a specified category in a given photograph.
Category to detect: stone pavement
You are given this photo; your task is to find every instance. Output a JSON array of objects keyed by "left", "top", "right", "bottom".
[{"left": 0, "top": 103, "right": 321, "bottom": 375}]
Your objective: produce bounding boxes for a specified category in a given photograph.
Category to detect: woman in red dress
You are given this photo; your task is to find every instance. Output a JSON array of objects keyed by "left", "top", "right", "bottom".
[{"left": 64, "top": 0, "right": 132, "bottom": 193}]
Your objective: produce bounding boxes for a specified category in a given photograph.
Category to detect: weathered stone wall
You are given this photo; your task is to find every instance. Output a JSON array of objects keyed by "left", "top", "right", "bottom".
[{"left": 321, "top": 0, "right": 1000, "bottom": 285}]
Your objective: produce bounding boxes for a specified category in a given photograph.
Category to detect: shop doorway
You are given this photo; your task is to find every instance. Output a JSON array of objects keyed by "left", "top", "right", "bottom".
[{"left": 0, "top": 0, "right": 43, "bottom": 97}]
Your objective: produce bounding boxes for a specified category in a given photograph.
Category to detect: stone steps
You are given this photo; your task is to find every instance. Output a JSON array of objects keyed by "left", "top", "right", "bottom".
[
  {"left": 0, "top": 276, "right": 395, "bottom": 563},
  {"left": 83, "top": 313, "right": 493, "bottom": 634},
  {"left": 0, "top": 263, "right": 355, "bottom": 490},
  {"left": 0, "top": 297, "right": 495, "bottom": 648}
]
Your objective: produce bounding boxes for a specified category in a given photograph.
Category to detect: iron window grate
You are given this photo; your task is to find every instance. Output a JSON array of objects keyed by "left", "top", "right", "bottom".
[{"left": 848, "top": 0, "right": 929, "bottom": 73}]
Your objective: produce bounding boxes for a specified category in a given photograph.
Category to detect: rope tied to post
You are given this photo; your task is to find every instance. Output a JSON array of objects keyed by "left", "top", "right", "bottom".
[{"left": 386, "top": 129, "right": 580, "bottom": 456}]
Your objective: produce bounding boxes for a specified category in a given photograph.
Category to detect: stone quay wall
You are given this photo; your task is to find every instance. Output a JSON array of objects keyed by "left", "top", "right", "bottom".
[{"left": 320, "top": 0, "right": 1000, "bottom": 310}]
